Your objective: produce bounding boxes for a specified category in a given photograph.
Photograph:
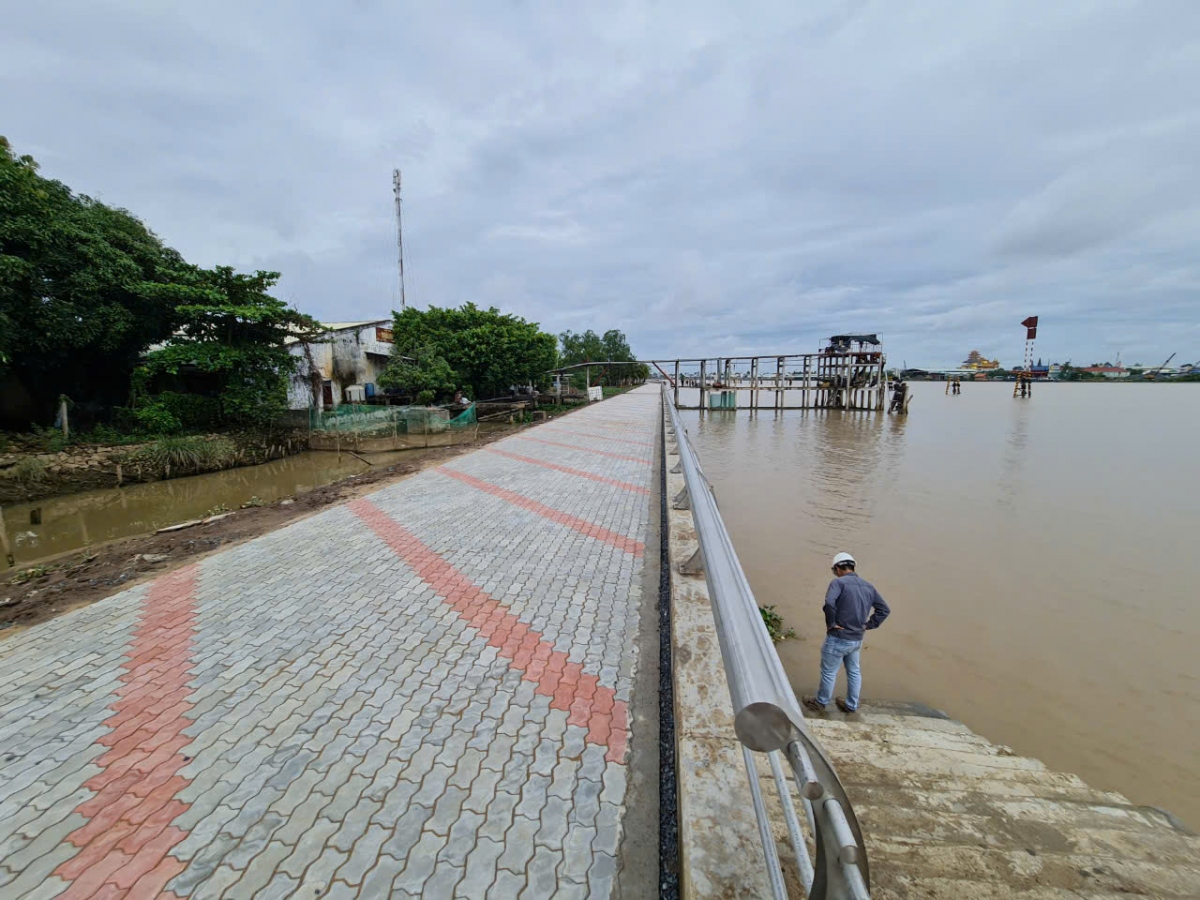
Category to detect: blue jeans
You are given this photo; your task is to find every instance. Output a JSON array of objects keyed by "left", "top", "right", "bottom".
[{"left": 817, "top": 635, "right": 862, "bottom": 710}]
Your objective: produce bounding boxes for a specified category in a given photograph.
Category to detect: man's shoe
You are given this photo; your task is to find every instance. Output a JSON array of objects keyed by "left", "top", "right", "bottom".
[
  {"left": 802, "top": 696, "right": 826, "bottom": 713},
  {"left": 835, "top": 698, "right": 857, "bottom": 713}
]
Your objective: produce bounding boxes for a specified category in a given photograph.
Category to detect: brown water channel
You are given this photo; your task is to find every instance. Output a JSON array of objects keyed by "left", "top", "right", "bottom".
[
  {"left": 2, "top": 448, "right": 434, "bottom": 567},
  {"left": 678, "top": 382, "right": 1200, "bottom": 827}
]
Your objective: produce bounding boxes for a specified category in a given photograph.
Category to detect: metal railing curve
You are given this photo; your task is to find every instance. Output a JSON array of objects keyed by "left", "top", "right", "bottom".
[{"left": 664, "top": 386, "right": 871, "bottom": 899}]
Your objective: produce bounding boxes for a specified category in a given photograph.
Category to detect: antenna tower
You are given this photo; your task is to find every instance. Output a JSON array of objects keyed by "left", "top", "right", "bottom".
[{"left": 393, "top": 169, "right": 407, "bottom": 311}]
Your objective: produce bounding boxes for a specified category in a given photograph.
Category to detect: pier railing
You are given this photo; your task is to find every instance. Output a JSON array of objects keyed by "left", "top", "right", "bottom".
[{"left": 664, "top": 387, "right": 871, "bottom": 899}]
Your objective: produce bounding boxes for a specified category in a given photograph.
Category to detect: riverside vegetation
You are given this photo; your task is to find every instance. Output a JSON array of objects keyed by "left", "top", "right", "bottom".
[{"left": 2, "top": 136, "right": 648, "bottom": 502}]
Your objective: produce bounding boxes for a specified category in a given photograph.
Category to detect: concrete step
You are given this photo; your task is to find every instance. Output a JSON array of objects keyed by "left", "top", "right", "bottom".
[
  {"left": 815, "top": 710, "right": 974, "bottom": 736},
  {"left": 872, "top": 874, "right": 1174, "bottom": 900},
  {"left": 836, "top": 758, "right": 1129, "bottom": 806},
  {"left": 867, "top": 839, "right": 1200, "bottom": 898},
  {"left": 810, "top": 717, "right": 1004, "bottom": 753},
  {"left": 850, "top": 801, "right": 1200, "bottom": 866},
  {"left": 848, "top": 784, "right": 1189, "bottom": 836},
  {"left": 817, "top": 731, "right": 1038, "bottom": 770},
  {"left": 798, "top": 709, "right": 1200, "bottom": 897}
]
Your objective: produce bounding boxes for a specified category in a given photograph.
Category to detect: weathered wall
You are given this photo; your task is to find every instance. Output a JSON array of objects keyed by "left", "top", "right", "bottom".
[{"left": 288, "top": 324, "right": 394, "bottom": 411}]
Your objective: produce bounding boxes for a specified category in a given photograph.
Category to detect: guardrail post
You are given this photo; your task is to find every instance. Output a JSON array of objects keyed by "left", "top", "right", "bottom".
[{"left": 677, "top": 547, "right": 704, "bottom": 575}]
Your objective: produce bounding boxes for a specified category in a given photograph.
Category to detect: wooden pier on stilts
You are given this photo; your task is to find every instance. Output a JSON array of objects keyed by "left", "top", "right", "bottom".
[{"left": 649, "top": 334, "right": 888, "bottom": 412}]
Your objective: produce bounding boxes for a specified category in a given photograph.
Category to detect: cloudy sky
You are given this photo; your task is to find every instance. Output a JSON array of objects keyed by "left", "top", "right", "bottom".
[{"left": 3, "top": 1, "right": 1199, "bottom": 368}]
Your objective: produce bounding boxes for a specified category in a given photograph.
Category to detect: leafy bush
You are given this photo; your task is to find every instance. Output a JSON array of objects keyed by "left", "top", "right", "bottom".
[
  {"left": 760, "top": 605, "right": 797, "bottom": 643},
  {"left": 120, "top": 435, "right": 237, "bottom": 477},
  {"left": 28, "top": 424, "right": 67, "bottom": 453},
  {"left": 378, "top": 343, "right": 458, "bottom": 404},
  {"left": 5, "top": 457, "right": 48, "bottom": 484},
  {"left": 77, "top": 424, "right": 145, "bottom": 446},
  {"left": 134, "top": 403, "right": 183, "bottom": 435},
  {"left": 153, "top": 391, "right": 221, "bottom": 431}
]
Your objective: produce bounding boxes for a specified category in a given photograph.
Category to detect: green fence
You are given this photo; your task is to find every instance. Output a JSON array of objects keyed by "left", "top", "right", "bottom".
[{"left": 308, "top": 403, "right": 477, "bottom": 437}]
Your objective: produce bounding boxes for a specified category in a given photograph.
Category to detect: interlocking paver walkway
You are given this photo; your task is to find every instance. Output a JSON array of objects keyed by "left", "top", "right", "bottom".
[{"left": 0, "top": 386, "right": 661, "bottom": 899}]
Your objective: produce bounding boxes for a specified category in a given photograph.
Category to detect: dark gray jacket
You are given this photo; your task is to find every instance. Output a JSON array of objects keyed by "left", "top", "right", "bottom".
[{"left": 823, "top": 573, "right": 890, "bottom": 641}]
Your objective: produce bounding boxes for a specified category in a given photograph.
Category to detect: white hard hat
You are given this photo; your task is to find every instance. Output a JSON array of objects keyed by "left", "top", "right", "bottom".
[{"left": 832, "top": 552, "right": 856, "bottom": 567}]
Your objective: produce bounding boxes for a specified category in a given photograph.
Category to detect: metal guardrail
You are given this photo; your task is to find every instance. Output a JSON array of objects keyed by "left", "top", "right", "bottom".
[{"left": 664, "top": 387, "right": 871, "bottom": 899}]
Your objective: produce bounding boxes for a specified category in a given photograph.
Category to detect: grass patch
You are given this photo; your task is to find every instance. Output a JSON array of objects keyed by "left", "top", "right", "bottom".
[
  {"left": 4, "top": 457, "right": 48, "bottom": 485},
  {"left": 78, "top": 424, "right": 149, "bottom": 446},
  {"left": 120, "top": 435, "right": 238, "bottom": 478}
]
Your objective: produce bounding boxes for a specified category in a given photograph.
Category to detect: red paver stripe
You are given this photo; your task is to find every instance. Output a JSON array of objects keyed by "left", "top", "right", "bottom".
[
  {"left": 349, "top": 499, "right": 629, "bottom": 763},
  {"left": 436, "top": 467, "right": 644, "bottom": 557},
  {"left": 513, "top": 435, "right": 649, "bottom": 464},
  {"left": 53, "top": 565, "right": 199, "bottom": 900},
  {"left": 483, "top": 447, "right": 650, "bottom": 495}
]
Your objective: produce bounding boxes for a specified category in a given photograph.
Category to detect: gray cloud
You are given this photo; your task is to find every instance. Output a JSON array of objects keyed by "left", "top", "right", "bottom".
[{"left": 3, "top": 0, "right": 1199, "bottom": 368}]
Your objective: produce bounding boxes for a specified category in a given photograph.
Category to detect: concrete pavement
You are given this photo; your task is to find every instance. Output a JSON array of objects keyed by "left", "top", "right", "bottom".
[{"left": 0, "top": 386, "right": 661, "bottom": 899}]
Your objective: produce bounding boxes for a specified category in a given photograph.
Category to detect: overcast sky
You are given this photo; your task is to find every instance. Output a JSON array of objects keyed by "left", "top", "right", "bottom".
[{"left": 3, "top": 1, "right": 1199, "bottom": 368}]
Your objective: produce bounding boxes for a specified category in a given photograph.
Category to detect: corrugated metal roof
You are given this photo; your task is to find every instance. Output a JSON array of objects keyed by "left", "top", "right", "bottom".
[
  {"left": 284, "top": 319, "right": 393, "bottom": 345},
  {"left": 320, "top": 320, "right": 392, "bottom": 331}
]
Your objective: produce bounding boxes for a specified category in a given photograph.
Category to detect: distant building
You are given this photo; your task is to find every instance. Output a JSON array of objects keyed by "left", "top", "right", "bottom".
[
  {"left": 286, "top": 320, "right": 398, "bottom": 410},
  {"left": 1141, "top": 365, "right": 1180, "bottom": 377},
  {"left": 1080, "top": 364, "right": 1129, "bottom": 379},
  {"left": 961, "top": 350, "right": 1001, "bottom": 372}
]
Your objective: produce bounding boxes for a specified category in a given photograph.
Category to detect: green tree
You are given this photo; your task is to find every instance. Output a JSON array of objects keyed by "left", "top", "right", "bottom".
[
  {"left": 559, "top": 328, "right": 648, "bottom": 387},
  {"left": 376, "top": 343, "right": 458, "bottom": 404},
  {"left": 136, "top": 267, "right": 322, "bottom": 427},
  {"left": 382, "top": 303, "right": 559, "bottom": 400},
  {"left": 0, "top": 137, "right": 184, "bottom": 426}
]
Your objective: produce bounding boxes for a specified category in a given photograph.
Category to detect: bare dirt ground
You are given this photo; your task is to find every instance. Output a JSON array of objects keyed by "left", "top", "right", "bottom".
[{"left": 0, "top": 420, "right": 545, "bottom": 636}]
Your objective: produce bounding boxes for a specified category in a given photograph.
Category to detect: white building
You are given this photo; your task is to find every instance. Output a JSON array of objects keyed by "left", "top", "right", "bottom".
[{"left": 286, "top": 320, "right": 398, "bottom": 411}]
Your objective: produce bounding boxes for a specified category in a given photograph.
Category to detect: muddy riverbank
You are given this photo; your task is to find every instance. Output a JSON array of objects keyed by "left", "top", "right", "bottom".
[
  {"left": 0, "top": 427, "right": 520, "bottom": 634},
  {"left": 0, "top": 431, "right": 308, "bottom": 505}
]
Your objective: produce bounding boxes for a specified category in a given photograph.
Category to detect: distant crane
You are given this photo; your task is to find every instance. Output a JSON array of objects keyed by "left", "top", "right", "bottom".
[{"left": 1144, "top": 352, "right": 1176, "bottom": 380}]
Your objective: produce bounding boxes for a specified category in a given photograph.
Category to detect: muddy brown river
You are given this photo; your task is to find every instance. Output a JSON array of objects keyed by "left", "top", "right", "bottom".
[
  {"left": 679, "top": 381, "right": 1199, "bottom": 828},
  {"left": 1, "top": 448, "right": 434, "bottom": 566}
]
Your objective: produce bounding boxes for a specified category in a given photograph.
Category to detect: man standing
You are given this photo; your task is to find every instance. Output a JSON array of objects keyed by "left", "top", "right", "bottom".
[{"left": 803, "top": 553, "right": 890, "bottom": 714}]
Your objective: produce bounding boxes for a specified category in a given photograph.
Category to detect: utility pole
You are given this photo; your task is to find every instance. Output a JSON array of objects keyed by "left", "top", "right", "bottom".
[{"left": 393, "top": 169, "right": 407, "bottom": 311}]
